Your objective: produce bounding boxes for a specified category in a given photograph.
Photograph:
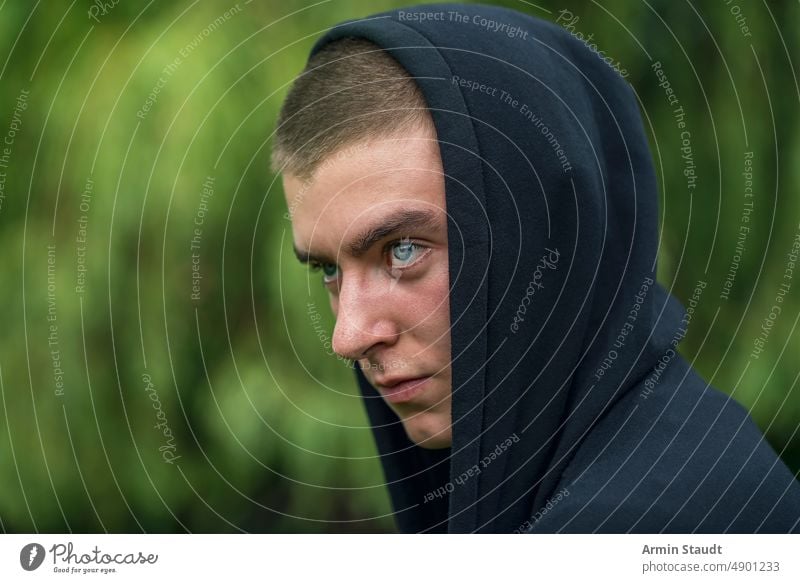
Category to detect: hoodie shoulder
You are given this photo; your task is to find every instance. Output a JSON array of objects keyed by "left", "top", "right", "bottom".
[{"left": 527, "top": 356, "right": 800, "bottom": 533}]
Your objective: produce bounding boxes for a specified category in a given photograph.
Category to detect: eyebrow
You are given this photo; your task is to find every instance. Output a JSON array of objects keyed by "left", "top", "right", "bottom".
[{"left": 294, "top": 208, "right": 442, "bottom": 265}]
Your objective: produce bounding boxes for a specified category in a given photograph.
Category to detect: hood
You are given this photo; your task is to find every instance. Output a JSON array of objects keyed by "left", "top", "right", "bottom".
[{"left": 309, "top": 2, "right": 686, "bottom": 533}]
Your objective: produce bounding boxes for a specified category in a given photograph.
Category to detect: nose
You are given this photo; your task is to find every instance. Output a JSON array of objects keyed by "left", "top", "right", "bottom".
[{"left": 331, "top": 277, "right": 399, "bottom": 361}]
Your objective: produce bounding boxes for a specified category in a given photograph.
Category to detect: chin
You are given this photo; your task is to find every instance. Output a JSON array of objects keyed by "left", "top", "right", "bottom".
[{"left": 403, "top": 417, "right": 452, "bottom": 449}]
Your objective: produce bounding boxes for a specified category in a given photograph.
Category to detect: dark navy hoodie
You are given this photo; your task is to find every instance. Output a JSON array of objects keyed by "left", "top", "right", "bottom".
[{"left": 307, "top": 3, "right": 800, "bottom": 533}]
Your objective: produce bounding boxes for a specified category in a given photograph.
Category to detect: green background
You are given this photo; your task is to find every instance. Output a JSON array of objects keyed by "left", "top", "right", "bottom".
[{"left": 0, "top": 0, "right": 798, "bottom": 532}]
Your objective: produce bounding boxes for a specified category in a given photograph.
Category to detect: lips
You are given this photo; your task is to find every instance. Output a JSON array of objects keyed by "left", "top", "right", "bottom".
[{"left": 375, "top": 375, "right": 432, "bottom": 404}]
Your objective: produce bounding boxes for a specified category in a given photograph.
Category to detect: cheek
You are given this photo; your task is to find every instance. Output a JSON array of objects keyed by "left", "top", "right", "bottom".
[
  {"left": 328, "top": 294, "right": 339, "bottom": 317},
  {"left": 405, "top": 262, "right": 451, "bottom": 342}
]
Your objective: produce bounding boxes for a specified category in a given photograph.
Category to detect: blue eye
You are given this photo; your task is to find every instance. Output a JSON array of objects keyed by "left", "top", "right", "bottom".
[
  {"left": 310, "top": 261, "right": 339, "bottom": 285},
  {"left": 321, "top": 262, "right": 339, "bottom": 283},
  {"left": 390, "top": 240, "right": 422, "bottom": 267}
]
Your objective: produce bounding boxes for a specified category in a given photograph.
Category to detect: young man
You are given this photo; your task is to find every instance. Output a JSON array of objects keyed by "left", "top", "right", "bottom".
[{"left": 271, "top": 4, "right": 800, "bottom": 533}]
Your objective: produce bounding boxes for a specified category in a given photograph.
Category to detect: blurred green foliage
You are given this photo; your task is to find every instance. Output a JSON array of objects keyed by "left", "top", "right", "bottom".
[{"left": 0, "top": 0, "right": 797, "bottom": 532}]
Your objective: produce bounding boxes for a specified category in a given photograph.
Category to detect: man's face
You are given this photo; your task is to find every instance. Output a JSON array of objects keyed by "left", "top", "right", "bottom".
[{"left": 283, "top": 124, "right": 452, "bottom": 449}]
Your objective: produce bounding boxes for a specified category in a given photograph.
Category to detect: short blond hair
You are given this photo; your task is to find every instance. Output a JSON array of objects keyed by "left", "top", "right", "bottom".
[{"left": 271, "top": 38, "right": 434, "bottom": 180}]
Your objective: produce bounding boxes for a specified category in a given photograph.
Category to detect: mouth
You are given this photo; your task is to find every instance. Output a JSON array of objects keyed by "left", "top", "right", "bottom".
[{"left": 375, "top": 376, "right": 432, "bottom": 404}]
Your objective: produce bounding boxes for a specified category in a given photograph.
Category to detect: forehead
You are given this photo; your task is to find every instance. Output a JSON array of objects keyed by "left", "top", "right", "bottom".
[{"left": 284, "top": 131, "right": 445, "bottom": 254}]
